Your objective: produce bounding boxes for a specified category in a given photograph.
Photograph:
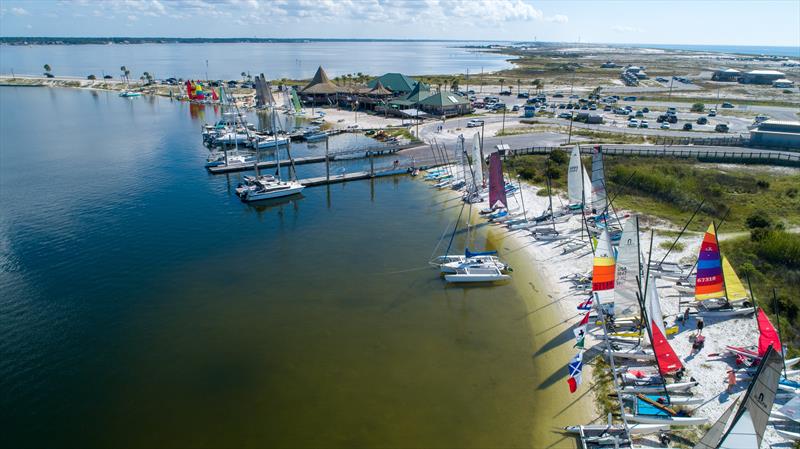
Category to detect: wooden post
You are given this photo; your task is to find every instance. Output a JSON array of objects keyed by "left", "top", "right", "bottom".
[
  {"left": 369, "top": 151, "right": 374, "bottom": 177},
  {"left": 325, "top": 137, "right": 330, "bottom": 182}
]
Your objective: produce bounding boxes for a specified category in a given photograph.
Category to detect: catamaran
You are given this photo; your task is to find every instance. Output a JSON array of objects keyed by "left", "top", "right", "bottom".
[
  {"left": 565, "top": 146, "right": 592, "bottom": 213},
  {"left": 694, "top": 222, "right": 756, "bottom": 317},
  {"left": 693, "top": 346, "right": 784, "bottom": 448}
]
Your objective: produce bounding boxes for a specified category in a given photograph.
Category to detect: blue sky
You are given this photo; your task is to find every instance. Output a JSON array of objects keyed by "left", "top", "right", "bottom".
[{"left": 1, "top": 0, "right": 799, "bottom": 47}]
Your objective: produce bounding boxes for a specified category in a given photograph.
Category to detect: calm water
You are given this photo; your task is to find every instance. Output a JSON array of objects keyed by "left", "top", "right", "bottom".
[
  {"left": 0, "top": 87, "right": 569, "bottom": 448},
  {"left": 0, "top": 41, "right": 511, "bottom": 80},
  {"left": 621, "top": 43, "right": 800, "bottom": 58}
]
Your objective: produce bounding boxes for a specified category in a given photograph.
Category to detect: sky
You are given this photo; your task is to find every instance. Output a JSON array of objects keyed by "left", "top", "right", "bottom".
[{"left": 1, "top": 0, "right": 799, "bottom": 47}]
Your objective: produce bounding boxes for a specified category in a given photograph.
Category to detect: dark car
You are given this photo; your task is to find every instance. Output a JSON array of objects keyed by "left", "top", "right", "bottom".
[
  {"left": 517, "top": 92, "right": 529, "bottom": 98},
  {"left": 553, "top": 93, "right": 564, "bottom": 98},
  {"left": 715, "top": 124, "right": 729, "bottom": 132},
  {"left": 642, "top": 107, "right": 650, "bottom": 113},
  {"left": 44, "top": 73, "right": 55, "bottom": 78},
  {"left": 696, "top": 117, "right": 708, "bottom": 125},
  {"left": 721, "top": 102, "right": 734, "bottom": 108},
  {"left": 103, "top": 75, "right": 113, "bottom": 80},
  {"left": 683, "top": 123, "right": 693, "bottom": 130}
]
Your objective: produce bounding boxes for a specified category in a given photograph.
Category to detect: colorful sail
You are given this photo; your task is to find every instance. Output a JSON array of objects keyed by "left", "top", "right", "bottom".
[
  {"left": 567, "top": 352, "right": 583, "bottom": 393},
  {"left": 567, "top": 146, "right": 583, "bottom": 205},
  {"left": 757, "top": 308, "right": 781, "bottom": 358},
  {"left": 488, "top": 152, "right": 507, "bottom": 209},
  {"left": 695, "top": 223, "right": 725, "bottom": 301},
  {"left": 645, "top": 274, "right": 683, "bottom": 375},
  {"left": 592, "top": 230, "right": 615, "bottom": 303},
  {"left": 471, "top": 133, "right": 484, "bottom": 191},
  {"left": 718, "top": 346, "right": 783, "bottom": 449},
  {"left": 590, "top": 146, "right": 607, "bottom": 213},
  {"left": 722, "top": 257, "right": 748, "bottom": 302},
  {"left": 290, "top": 88, "right": 302, "bottom": 112},
  {"left": 614, "top": 217, "right": 641, "bottom": 317},
  {"left": 185, "top": 80, "right": 194, "bottom": 99}
]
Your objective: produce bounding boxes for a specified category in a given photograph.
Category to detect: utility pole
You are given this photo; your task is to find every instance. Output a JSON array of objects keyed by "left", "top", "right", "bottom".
[{"left": 502, "top": 106, "right": 506, "bottom": 134}]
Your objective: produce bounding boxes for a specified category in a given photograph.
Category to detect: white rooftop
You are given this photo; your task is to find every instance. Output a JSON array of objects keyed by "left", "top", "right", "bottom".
[{"left": 747, "top": 69, "right": 785, "bottom": 75}]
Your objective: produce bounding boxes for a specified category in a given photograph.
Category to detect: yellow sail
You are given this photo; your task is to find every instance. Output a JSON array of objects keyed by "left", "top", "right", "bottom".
[{"left": 722, "top": 256, "right": 748, "bottom": 301}]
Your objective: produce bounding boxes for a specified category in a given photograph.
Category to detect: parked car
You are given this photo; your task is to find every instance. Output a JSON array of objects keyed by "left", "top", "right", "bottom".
[
  {"left": 642, "top": 107, "right": 650, "bottom": 113},
  {"left": 628, "top": 120, "right": 639, "bottom": 127},
  {"left": 553, "top": 93, "right": 564, "bottom": 98},
  {"left": 696, "top": 117, "right": 708, "bottom": 125},
  {"left": 558, "top": 112, "right": 573, "bottom": 119},
  {"left": 635, "top": 111, "right": 644, "bottom": 118},
  {"left": 603, "top": 106, "right": 612, "bottom": 111},
  {"left": 589, "top": 104, "right": 597, "bottom": 110},
  {"left": 624, "top": 105, "right": 633, "bottom": 111},
  {"left": 708, "top": 109, "right": 717, "bottom": 117},
  {"left": 660, "top": 122, "right": 670, "bottom": 129},
  {"left": 623, "top": 96, "right": 637, "bottom": 101},
  {"left": 466, "top": 119, "right": 484, "bottom": 127},
  {"left": 715, "top": 124, "right": 729, "bottom": 133},
  {"left": 512, "top": 105, "right": 520, "bottom": 111},
  {"left": 683, "top": 123, "right": 693, "bottom": 130},
  {"left": 517, "top": 92, "right": 529, "bottom": 98},
  {"left": 499, "top": 90, "right": 512, "bottom": 96},
  {"left": 640, "top": 120, "right": 649, "bottom": 128},
  {"left": 721, "top": 102, "right": 734, "bottom": 108}
]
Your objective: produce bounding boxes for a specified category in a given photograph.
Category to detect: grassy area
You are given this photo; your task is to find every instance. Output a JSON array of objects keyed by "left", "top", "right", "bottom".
[
  {"left": 496, "top": 124, "right": 561, "bottom": 137},
  {"left": 569, "top": 129, "right": 649, "bottom": 145},
  {"left": 381, "top": 127, "right": 419, "bottom": 142}
]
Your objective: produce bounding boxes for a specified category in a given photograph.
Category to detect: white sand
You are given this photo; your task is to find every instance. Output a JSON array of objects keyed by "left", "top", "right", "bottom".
[{"left": 441, "top": 167, "right": 794, "bottom": 447}]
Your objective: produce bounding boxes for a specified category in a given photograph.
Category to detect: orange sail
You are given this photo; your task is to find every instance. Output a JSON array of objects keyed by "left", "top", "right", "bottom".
[{"left": 592, "top": 231, "right": 616, "bottom": 302}]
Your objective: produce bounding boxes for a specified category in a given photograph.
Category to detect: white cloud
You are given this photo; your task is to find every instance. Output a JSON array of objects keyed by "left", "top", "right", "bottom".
[
  {"left": 127, "top": 14, "right": 138, "bottom": 21},
  {"left": 545, "top": 14, "right": 568, "bottom": 24},
  {"left": 612, "top": 25, "right": 644, "bottom": 33},
  {"left": 11, "top": 7, "right": 29, "bottom": 15}
]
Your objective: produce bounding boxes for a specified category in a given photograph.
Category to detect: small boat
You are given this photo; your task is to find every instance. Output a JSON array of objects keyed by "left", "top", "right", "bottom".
[
  {"left": 303, "top": 131, "right": 328, "bottom": 142},
  {"left": 251, "top": 135, "right": 290, "bottom": 149},
  {"left": 563, "top": 423, "right": 667, "bottom": 436},
  {"left": 624, "top": 396, "right": 707, "bottom": 426},
  {"left": 776, "top": 428, "right": 800, "bottom": 441},
  {"left": 119, "top": 91, "right": 142, "bottom": 97},
  {"left": 439, "top": 256, "right": 509, "bottom": 275},
  {"left": 620, "top": 393, "right": 704, "bottom": 406}
]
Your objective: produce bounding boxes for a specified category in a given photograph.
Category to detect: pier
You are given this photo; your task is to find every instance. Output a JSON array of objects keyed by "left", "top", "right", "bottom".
[{"left": 207, "top": 143, "right": 418, "bottom": 174}]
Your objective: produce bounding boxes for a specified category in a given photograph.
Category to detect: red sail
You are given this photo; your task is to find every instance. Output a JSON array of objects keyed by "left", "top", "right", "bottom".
[
  {"left": 185, "top": 80, "right": 194, "bottom": 100},
  {"left": 651, "top": 319, "right": 683, "bottom": 375},
  {"left": 488, "top": 152, "right": 507, "bottom": 209},
  {"left": 757, "top": 308, "right": 782, "bottom": 358}
]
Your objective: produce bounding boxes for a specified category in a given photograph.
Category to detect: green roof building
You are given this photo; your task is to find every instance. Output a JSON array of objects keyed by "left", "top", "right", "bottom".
[
  {"left": 368, "top": 73, "right": 419, "bottom": 94},
  {"left": 417, "top": 92, "right": 472, "bottom": 117}
]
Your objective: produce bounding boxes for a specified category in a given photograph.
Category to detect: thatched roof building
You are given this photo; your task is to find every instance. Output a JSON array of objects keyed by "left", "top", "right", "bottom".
[{"left": 301, "top": 66, "right": 339, "bottom": 94}]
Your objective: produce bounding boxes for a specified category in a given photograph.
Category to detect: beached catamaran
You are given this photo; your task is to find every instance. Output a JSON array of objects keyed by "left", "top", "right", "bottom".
[
  {"left": 566, "top": 145, "right": 592, "bottom": 213},
  {"left": 694, "top": 222, "right": 756, "bottom": 317},
  {"left": 694, "top": 346, "right": 784, "bottom": 448}
]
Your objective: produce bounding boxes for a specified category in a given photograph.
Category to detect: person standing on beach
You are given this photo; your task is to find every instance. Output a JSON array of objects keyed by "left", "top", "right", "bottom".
[
  {"left": 726, "top": 369, "right": 736, "bottom": 393},
  {"left": 696, "top": 317, "right": 704, "bottom": 337}
]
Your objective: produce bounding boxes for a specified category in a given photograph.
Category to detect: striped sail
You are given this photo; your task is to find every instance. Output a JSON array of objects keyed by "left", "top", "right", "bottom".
[
  {"left": 614, "top": 217, "right": 641, "bottom": 317},
  {"left": 695, "top": 223, "right": 725, "bottom": 301},
  {"left": 592, "top": 230, "right": 616, "bottom": 303},
  {"left": 722, "top": 256, "right": 748, "bottom": 301},
  {"left": 590, "top": 147, "right": 607, "bottom": 213}
]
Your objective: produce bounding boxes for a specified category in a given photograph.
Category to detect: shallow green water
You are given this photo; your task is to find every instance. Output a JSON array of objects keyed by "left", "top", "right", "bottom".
[{"left": 0, "top": 87, "right": 553, "bottom": 448}]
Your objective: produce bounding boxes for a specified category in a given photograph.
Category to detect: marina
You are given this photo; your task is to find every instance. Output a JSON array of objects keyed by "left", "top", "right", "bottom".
[{"left": 1, "top": 6, "right": 798, "bottom": 446}]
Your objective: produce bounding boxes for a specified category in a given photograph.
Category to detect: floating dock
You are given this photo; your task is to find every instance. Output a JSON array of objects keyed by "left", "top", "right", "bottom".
[
  {"left": 298, "top": 168, "right": 412, "bottom": 186},
  {"left": 206, "top": 143, "right": 416, "bottom": 174}
]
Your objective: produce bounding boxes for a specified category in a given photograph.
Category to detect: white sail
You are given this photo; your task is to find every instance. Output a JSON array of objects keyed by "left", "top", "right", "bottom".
[
  {"left": 582, "top": 165, "right": 592, "bottom": 208},
  {"left": 644, "top": 274, "right": 666, "bottom": 337},
  {"left": 693, "top": 398, "right": 740, "bottom": 449},
  {"left": 614, "top": 217, "right": 641, "bottom": 317},
  {"left": 567, "top": 146, "right": 583, "bottom": 205},
  {"left": 591, "top": 147, "right": 607, "bottom": 213},
  {"left": 779, "top": 395, "right": 800, "bottom": 422},
  {"left": 471, "top": 133, "right": 483, "bottom": 190},
  {"left": 719, "top": 347, "right": 784, "bottom": 449}
]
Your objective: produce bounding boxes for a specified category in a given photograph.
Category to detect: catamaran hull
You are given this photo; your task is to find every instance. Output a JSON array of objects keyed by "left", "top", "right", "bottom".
[
  {"left": 697, "top": 306, "right": 756, "bottom": 317},
  {"left": 623, "top": 413, "right": 707, "bottom": 426},
  {"left": 776, "top": 429, "right": 800, "bottom": 441},
  {"left": 444, "top": 274, "right": 511, "bottom": 283},
  {"left": 564, "top": 424, "right": 668, "bottom": 436},
  {"left": 620, "top": 381, "right": 698, "bottom": 394},
  {"left": 240, "top": 185, "right": 305, "bottom": 202}
]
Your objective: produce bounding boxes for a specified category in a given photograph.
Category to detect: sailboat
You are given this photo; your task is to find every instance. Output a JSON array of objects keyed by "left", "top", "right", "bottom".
[
  {"left": 463, "top": 133, "right": 484, "bottom": 204},
  {"left": 566, "top": 146, "right": 592, "bottom": 213},
  {"left": 237, "top": 93, "right": 304, "bottom": 203},
  {"left": 693, "top": 346, "right": 784, "bottom": 448},
  {"left": 694, "top": 222, "right": 756, "bottom": 317},
  {"left": 590, "top": 146, "right": 608, "bottom": 215},
  {"left": 488, "top": 151, "right": 507, "bottom": 211}
]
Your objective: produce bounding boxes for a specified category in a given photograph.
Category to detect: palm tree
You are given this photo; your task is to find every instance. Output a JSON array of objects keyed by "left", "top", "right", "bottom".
[
  {"left": 498, "top": 78, "right": 505, "bottom": 94},
  {"left": 451, "top": 78, "right": 459, "bottom": 92},
  {"left": 517, "top": 78, "right": 521, "bottom": 94},
  {"left": 43, "top": 64, "right": 52, "bottom": 75},
  {"left": 120, "top": 66, "right": 128, "bottom": 83},
  {"left": 241, "top": 71, "right": 247, "bottom": 82}
]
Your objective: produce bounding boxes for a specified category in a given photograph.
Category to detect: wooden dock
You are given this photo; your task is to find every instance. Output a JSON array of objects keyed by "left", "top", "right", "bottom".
[
  {"left": 206, "top": 143, "right": 416, "bottom": 174},
  {"left": 298, "top": 168, "right": 412, "bottom": 187}
]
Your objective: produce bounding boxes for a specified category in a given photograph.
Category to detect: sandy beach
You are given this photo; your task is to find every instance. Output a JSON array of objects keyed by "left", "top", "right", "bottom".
[{"left": 424, "top": 155, "right": 796, "bottom": 447}]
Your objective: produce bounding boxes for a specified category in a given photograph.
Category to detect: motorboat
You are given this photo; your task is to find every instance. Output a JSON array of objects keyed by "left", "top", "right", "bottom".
[
  {"left": 237, "top": 177, "right": 305, "bottom": 202},
  {"left": 444, "top": 265, "right": 511, "bottom": 283}
]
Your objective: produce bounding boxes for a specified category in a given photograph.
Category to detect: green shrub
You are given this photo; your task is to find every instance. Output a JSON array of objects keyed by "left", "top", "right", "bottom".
[
  {"left": 691, "top": 102, "right": 705, "bottom": 112},
  {"left": 746, "top": 211, "right": 772, "bottom": 229}
]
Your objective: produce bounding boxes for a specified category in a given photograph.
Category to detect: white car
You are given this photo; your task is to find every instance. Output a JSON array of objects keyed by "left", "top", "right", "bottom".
[
  {"left": 466, "top": 119, "right": 484, "bottom": 128},
  {"left": 640, "top": 120, "right": 649, "bottom": 128},
  {"left": 628, "top": 120, "right": 639, "bottom": 127},
  {"left": 660, "top": 122, "right": 670, "bottom": 129}
]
